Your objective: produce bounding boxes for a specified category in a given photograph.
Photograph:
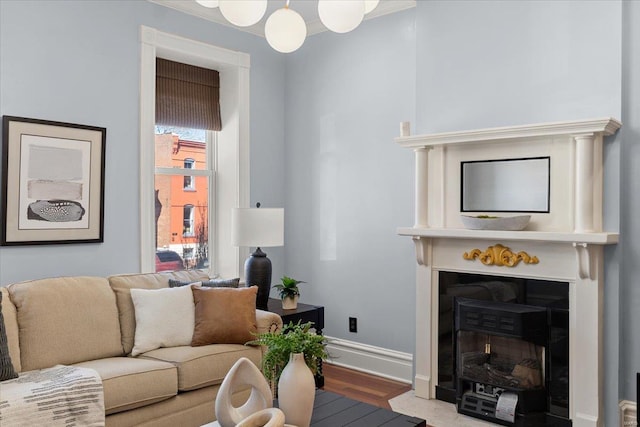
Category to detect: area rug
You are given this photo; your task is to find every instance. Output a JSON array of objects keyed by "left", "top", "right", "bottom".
[
  {"left": 389, "top": 390, "right": 497, "bottom": 427},
  {"left": 0, "top": 365, "right": 105, "bottom": 427}
]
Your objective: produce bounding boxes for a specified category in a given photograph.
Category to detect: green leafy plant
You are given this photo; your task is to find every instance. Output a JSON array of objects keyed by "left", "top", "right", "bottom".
[
  {"left": 272, "top": 276, "right": 307, "bottom": 299},
  {"left": 247, "top": 321, "right": 328, "bottom": 388}
]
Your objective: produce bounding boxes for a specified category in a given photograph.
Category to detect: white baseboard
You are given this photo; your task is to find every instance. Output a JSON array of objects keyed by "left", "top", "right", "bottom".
[
  {"left": 620, "top": 400, "right": 638, "bottom": 427},
  {"left": 324, "top": 336, "right": 413, "bottom": 384}
]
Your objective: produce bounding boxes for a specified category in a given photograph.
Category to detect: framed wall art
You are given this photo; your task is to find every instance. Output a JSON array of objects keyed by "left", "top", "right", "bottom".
[{"left": 1, "top": 116, "right": 106, "bottom": 245}]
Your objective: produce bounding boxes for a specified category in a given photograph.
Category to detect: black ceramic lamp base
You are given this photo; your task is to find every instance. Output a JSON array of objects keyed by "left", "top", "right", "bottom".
[{"left": 244, "top": 247, "right": 272, "bottom": 310}]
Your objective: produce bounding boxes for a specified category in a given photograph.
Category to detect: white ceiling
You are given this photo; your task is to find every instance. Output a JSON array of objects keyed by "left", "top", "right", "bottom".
[{"left": 148, "top": 0, "right": 416, "bottom": 37}]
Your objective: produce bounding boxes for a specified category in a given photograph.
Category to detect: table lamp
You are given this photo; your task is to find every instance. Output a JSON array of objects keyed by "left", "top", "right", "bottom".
[{"left": 231, "top": 203, "right": 284, "bottom": 310}]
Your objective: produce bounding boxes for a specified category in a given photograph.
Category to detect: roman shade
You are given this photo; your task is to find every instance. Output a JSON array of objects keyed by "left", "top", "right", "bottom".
[{"left": 156, "top": 58, "right": 221, "bottom": 131}]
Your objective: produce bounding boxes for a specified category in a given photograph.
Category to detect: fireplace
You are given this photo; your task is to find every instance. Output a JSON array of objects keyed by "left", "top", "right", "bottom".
[{"left": 395, "top": 118, "right": 621, "bottom": 427}]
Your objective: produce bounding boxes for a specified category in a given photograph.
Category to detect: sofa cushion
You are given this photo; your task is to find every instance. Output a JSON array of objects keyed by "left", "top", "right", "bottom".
[
  {"left": 103, "top": 385, "right": 220, "bottom": 427},
  {"left": 191, "top": 286, "right": 258, "bottom": 346},
  {"left": 73, "top": 356, "right": 177, "bottom": 415},
  {"left": 140, "top": 344, "right": 262, "bottom": 391},
  {"left": 8, "top": 276, "right": 123, "bottom": 371},
  {"left": 130, "top": 286, "right": 195, "bottom": 356},
  {"left": 0, "top": 292, "right": 19, "bottom": 380},
  {"left": 108, "top": 270, "right": 208, "bottom": 355}
]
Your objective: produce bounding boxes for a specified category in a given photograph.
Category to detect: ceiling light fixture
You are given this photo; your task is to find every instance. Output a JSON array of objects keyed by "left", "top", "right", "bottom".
[
  {"left": 195, "top": 0, "right": 380, "bottom": 53},
  {"left": 195, "top": 0, "right": 219, "bottom": 8},
  {"left": 265, "top": 1, "right": 307, "bottom": 53},
  {"left": 317, "top": 0, "right": 364, "bottom": 34},
  {"left": 364, "top": 0, "right": 380, "bottom": 14},
  {"left": 219, "top": 0, "right": 268, "bottom": 27}
]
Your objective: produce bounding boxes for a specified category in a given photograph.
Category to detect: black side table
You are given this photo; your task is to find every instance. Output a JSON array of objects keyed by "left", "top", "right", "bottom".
[{"left": 267, "top": 298, "right": 325, "bottom": 387}]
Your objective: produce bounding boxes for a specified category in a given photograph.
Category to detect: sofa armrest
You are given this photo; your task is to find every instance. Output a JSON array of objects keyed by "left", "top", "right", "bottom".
[
  {"left": 255, "top": 310, "right": 282, "bottom": 365},
  {"left": 256, "top": 309, "right": 283, "bottom": 335}
]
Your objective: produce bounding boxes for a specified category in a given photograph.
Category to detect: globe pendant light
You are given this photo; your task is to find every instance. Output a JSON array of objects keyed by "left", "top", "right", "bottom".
[
  {"left": 195, "top": 0, "right": 376, "bottom": 53},
  {"left": 219, "top": 0, "right": 267, "bottom": 27},
  {"left": 364, "top": 0, "right": 380, "bottom": 14},
  {"left": 318, "top": 0, "right": 365, "bottom": 34},
  {"left": 195, "top": 0, "right": 219, "bottom": 8},
  {"left": 265, "top": 2, "right": 307, "bottom": 54}
]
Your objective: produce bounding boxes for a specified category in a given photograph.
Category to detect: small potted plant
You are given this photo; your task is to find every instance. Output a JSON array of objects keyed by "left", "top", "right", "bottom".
[
  {"left": 273, "top": 275, "right": 306, "bottom": 309},
  {"left": 247, "top": 321, "right": 328, "bottom": 395}
]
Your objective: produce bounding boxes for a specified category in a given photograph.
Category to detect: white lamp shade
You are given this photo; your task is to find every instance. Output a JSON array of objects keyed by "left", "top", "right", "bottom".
[
  {"left": 265, "top": 7, "right": 307, "bottom": 54},
  {"left": 318, "top": 0, "right": 365, "bottom": 34},
  {"left": 231, "top": 208, "right": 284, "bottom": 247},
  {"left": 196, "top": 0, "right": 219, "bottom": 8},
  {"left": 219, "top": 0, "right": 267, "bottom": 27},
  {"left": 364, "top": 0, "right": 379, "bottom": 14}
]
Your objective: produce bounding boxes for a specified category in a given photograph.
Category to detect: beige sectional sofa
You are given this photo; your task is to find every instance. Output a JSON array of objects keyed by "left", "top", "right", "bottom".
[{"left": 0, "top": 270, "right": 283, "bottom": 427}]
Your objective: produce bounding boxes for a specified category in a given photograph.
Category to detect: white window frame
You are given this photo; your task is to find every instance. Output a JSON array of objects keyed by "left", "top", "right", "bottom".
[{"left": 139, "top": 26, "right": 250, "bottom": 277}]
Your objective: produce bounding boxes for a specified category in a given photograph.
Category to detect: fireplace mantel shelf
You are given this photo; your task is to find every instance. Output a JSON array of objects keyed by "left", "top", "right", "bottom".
[
  {"left": 395, "top": 117, "right": 621, "bottom": 148},
  {"left": 397, "top": 226, "right": 619, "bottom": 245}
]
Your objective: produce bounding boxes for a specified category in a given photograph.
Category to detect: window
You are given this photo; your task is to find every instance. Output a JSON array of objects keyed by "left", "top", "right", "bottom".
[
  {"left": 184, "top": 158, "right": 195, "bottom": 190},
  {"left": 154, "top": 126, "right": 210, "bottom": 272},
  {"left": 140, "top": 26, "right": 250, "bottom": 277},
  {"left": 183, "top": 204, "right": 194, "bottom": 236},
  {"left": 154, "top": 126, "right": 208, "bottom": 271}
]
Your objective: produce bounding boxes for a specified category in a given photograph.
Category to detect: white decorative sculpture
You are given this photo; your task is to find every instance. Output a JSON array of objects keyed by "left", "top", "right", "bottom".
[
  {"left": 215, "top": 357, "right": 274, "bottom": 427},
  {"left": 236, "top": 408, "right": 286, "bottom": 427}
]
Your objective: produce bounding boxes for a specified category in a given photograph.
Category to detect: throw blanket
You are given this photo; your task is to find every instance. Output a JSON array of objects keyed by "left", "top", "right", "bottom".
[{"left": 0, "top": 365, "right": 105, "bottom": 427}]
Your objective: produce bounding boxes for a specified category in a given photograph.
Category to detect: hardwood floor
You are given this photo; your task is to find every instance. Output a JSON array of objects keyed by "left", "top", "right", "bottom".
[{"left": 321, "top": 363, "right": 412, "bottom": 410}]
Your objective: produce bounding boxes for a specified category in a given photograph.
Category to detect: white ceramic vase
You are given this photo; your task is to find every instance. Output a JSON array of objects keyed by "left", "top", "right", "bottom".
[
  {"left": 277, "top": 352, "right": 315, "bottom": 427},
  {"left": 281, "top": 295, "right": 298, "bottom": 309}
]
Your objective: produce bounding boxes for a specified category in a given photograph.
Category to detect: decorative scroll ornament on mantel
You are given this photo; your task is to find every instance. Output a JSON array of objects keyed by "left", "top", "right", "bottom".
[{"left": 463, "top": 244, "right": 539, "bottom": 267}]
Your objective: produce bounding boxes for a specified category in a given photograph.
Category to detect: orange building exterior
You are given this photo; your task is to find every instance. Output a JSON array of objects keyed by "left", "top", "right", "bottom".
[{"left": 154, "top": 133, "right": 208, "bottom": 268}]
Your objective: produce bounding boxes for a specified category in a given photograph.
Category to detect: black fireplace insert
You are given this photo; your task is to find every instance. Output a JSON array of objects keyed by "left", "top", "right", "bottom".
[{"left": 436, "top": 272, "right": 571, "bottom": 427}]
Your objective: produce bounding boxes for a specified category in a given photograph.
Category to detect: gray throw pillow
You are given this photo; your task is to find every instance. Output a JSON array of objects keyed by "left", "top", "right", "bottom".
[
  {"left": 168, "top": 278, "right": 240, "bottom": 289},
  {"left": 0, "top": 292, "right": 19, "bottom": 381}
]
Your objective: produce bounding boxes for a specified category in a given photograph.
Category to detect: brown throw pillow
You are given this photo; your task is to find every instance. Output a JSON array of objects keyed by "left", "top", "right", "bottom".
[{"left": 191, "top": 285, "right": 258, "bottom": 346}]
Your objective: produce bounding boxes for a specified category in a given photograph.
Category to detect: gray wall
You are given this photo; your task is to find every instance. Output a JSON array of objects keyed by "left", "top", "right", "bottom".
[
  {"left": 0, "top": 0, "right": 286, "bottom": 284},
  {"left": 283, "top": 9, "right": 417, "bottom": 353},
  {"left": 621, "top": 0, "right": 640, "bottom": 410},
  {"left": 415, "top": 0, "right": 621, "bottom": 133}
]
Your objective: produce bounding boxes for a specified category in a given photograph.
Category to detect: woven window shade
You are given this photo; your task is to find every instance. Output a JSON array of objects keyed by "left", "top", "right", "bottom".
[{"left": 156, "top": 58, "right": 221, "bottom": 131}]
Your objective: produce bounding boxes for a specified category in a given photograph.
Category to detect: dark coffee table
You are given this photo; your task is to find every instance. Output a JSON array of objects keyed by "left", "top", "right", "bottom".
[{"left": 310, "top": 390, "right": 426, "bottom": 426}]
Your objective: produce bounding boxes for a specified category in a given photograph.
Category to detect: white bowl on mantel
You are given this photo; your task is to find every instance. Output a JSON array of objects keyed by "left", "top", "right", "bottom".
[{"left": 460, "top": 215, "right": 531, "bottom": 231}]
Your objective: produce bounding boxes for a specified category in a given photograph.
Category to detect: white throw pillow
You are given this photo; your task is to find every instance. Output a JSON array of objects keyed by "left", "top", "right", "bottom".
[{"left": 130, "top": 286, "right": 195, "bottom": 356}]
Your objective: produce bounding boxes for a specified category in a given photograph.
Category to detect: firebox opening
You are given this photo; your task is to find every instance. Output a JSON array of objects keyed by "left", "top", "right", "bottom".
[{"left": 457, "top": 331, "right": 544, "bottom": 391}]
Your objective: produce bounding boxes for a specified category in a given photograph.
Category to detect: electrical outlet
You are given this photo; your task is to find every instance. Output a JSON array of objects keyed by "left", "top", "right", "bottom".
[{"left": 349, "top": 317, "right": 357, "bottom": 333}]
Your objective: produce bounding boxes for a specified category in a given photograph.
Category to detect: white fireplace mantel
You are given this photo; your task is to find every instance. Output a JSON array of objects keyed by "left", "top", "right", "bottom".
[{"left": 396, "top": 118, "right": 621, "bottom": 427}]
